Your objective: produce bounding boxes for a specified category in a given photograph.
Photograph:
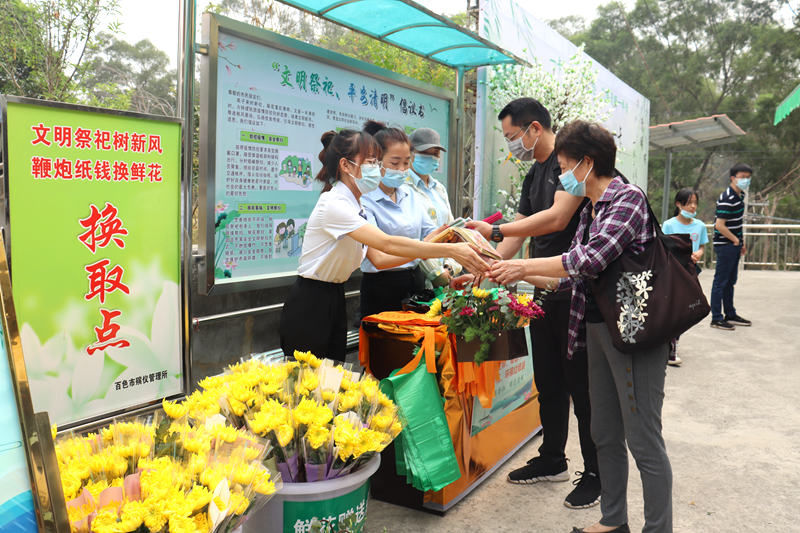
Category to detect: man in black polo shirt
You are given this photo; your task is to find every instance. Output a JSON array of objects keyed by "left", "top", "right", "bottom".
[
  {"left": 710, "top": 163, "right": 753, "bottom": 330},
  {"left": 468, "top": 98, "right": 599, "bottom": 509}
]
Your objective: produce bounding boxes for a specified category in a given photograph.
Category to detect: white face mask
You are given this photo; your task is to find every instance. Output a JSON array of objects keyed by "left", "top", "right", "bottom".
[
  {"left": 506, "top": 123, "right": 537, "bottom": 161},
  {"left": 347, "top": 160, "right": 381, "bottom": 194}
]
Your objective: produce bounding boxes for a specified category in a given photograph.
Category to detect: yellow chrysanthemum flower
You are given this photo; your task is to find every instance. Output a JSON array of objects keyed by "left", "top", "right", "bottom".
[
  {"left": 229, "top": 491, "right": 250, "bottom": 515},
  {"left": 162, "top": 399, "right": 188, "bottom": 419},
  {"left": 305, "top": 424, "right": 330, "bottom": 450},
  {"left": 360, "top": 379, "right": 379, "bottom": 402},
  {"left": 425, "top": 299, "right": 443, "bottom": 317},
  {"left": 337, "top": 389, "right": 362, "bottom": 412},
  {"left": 472, "top": 286, "right": 492, "bottom": 299},
  {"left": 275, "top": 423, "right": 294, "bottom": 447}
]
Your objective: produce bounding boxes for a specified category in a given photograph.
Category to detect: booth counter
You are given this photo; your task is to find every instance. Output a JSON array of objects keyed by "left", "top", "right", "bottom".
[{"left": 359, "top": 312, "right": 541, "bottom": 513}]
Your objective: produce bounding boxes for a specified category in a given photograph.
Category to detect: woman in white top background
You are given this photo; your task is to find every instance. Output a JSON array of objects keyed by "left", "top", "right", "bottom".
[{"left": 279, "top": 129, "right": 488, "bottom": 361}]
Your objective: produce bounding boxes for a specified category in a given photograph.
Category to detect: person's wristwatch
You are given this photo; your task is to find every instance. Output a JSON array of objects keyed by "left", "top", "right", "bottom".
[{"left": 491, "top": 224, "right": 504, "bottom": 243}]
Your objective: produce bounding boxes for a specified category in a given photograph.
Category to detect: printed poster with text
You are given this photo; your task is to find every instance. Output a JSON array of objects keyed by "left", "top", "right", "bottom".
[
  {"left": 0, "top": 321, "right": 36, "bottom": 531},
  {"left": 212, "top": 30, "right": 451, "bottom": 283},
  {"left": 4, "top": 100, "right": 183, "bottom": 425}
]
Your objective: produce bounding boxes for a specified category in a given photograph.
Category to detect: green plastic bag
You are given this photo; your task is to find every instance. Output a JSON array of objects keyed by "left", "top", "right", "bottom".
[{"left": 379, "top": 345, "right": 461, "bottom": 492}]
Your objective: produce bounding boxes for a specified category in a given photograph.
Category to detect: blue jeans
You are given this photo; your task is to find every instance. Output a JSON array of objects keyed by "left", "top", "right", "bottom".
[{"left": 710, "top": 243, "right": 741, "bottom": 321}]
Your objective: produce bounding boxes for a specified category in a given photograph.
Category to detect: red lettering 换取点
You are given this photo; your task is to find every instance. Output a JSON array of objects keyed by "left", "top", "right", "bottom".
[
  {"left": 78, "top": 202, "right": 128, "bottom": 253},
  {"left": 86, "top": 309, "right": 130, "bottom": 355},
  {"left": 84, "top": 259, "right": 130, "bottom": 303}
]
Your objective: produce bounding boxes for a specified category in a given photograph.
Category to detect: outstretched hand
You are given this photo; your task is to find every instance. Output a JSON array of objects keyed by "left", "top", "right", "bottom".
[
  {"left": 451, "top": 243, "right": 490, "bottom": 277},
  {"left": 450, "top": 273, "right": 475, "bottom": 289},
  {"left": 465, "top": 220, "right": 492, "bottom": 239},
  {"left": 489, "top": 259, "right": 528, "bottom": 286}
]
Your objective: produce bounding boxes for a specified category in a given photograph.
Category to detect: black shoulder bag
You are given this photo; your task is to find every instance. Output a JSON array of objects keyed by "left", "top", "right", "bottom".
[{"left": 588, "top": 190, "right": 710, "bottom": 353}]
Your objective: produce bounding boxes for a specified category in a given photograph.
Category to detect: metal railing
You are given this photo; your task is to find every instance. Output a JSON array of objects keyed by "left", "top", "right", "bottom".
[{"left": 702, "top": 224, "right": 800, "bottom": 270}]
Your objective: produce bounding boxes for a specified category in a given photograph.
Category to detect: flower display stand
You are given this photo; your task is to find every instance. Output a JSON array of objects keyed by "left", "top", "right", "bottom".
[{"left": 243, "top": 454, "right": 380, "bottom": 533}]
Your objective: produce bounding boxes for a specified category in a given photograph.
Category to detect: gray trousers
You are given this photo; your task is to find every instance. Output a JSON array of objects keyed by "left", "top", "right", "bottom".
[{"left": 586, "top": 322, "right": 673, "bottom": 533}]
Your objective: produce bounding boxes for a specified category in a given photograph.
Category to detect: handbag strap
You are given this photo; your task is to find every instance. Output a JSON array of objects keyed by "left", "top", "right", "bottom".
[{"left": 629, "top": 184, "right": 662, "bottom": 240}]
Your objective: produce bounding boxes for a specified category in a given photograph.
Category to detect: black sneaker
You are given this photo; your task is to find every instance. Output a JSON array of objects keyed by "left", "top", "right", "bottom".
[
  {"left": 710, "top": 320, "right": 735, "bottom": 330},
  {"left": 571, "top": 525, "right": 629, "bottom": 533},
  {"left": 564, "top": 471, "right": 601, "bottom": 509},
  {"left": 725, "top": 314, "right": 752, "bottom": 326},
  {"left": 507, "top": 456, "right": 569, "bottom": 484}
]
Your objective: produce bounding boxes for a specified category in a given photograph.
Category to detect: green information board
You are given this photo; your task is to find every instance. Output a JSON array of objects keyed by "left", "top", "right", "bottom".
[
  {"left": 1, "top": 97, "right": 184, "bottom": 426},
  {"left": 200, "top": 14, "right": 455, "bottom": 293}
]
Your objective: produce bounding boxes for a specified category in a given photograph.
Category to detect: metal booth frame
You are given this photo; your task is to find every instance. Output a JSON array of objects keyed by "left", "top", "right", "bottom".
[{"left": 196, "top": 13, "right": 458, "bottom": 295}]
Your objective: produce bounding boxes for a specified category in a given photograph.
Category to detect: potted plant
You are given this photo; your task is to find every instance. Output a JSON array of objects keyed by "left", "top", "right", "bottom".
[{"left": 427, "top": 285, "right": 545, "bottom": 364}]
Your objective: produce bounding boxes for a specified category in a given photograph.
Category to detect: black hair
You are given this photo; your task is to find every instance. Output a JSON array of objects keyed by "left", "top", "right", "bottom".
[
  {"left": 497, "top": 97, "right": 552, "bottom": 130},
  {"left": 729, "top": 163, "right": 753, "bottom": 178},
  {"left": 553, "top": 120, "right": 616, "bottom": 177},
  {"left": 362, "top": 120, "right": 410, "bottom": 154},
  {"left": 287, "top": 218, "right": 295, "bottom": 228},
  {"left": 673, "top": 188, "right": 698, "bottom": 217},
  {"left": 315, "top": 129, "right": 380, "bottom": 193}
]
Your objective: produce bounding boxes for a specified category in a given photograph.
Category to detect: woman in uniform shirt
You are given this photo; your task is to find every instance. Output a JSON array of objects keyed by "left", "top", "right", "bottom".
[
  {"left": 358, "top": 121, "right": 440, "bottom": 319},
  {"left": 279, "top": 128, "right": 488, "bottom": 361}
]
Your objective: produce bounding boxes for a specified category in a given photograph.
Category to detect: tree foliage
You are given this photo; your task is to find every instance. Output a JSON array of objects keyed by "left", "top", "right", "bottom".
[
  {"left": 206, "top": 0, "right": 456, "bottom": 91},
  {"left": 0, "top": 0, "right": 119, "bottom": 101},
  {"left": 565, "top": 0, "right": 800, "bottom": 221},
  {"left": 82, "top": 33, "right": 177, "bottom": 114},
  {"left": 485, "top": 47, "right": 611, "bottom": 218}
]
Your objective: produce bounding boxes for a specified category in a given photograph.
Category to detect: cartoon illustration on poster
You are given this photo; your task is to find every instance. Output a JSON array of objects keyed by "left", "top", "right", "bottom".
[
  {"left": 278, "top": 151, "right": 314, "bottom": 191},
  {"left": 273, "top": 217, "right": 307, "bottom": 258}
]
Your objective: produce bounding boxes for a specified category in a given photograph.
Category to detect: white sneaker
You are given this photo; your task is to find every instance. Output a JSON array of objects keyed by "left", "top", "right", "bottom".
[{"left": 668, "top": 355, "right": 682, "bottom": 367}]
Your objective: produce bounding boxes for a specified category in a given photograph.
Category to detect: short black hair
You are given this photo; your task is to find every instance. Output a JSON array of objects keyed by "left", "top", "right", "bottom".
[
  {"left": 673, "top": 188, "right": 698, "bottom": 217},
  {"left": 729, "top": 163, "right": 753, "bottom": 177},
  {"left": 553, "top": 120, "right": 616, "bottom": 177},
  {"left": 497, "top": 97, "right": 552, "bottom": 130}
]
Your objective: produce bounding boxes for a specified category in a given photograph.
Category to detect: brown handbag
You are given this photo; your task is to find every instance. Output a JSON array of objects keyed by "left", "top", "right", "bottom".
[{"left": 588, "top": 192, "right": 710, "bottom": 353}]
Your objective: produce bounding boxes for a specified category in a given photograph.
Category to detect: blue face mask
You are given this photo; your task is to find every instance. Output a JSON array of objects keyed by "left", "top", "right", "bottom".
[
  {"left": 412, "top": 154, "right": 439, "bottom": 175},
  {"left": 737, "top": 177, "right": 751, "bottom": 191},
  {"left": 559, "top": 160, "right": 592, "bottom": 197},
  {"left": 381, "top": 167, "right": 408, "bottom": 188},
  {"left": 680, "top": 209, "right": 696, "bottom": 219},
  {"left": 348, "top": 160, "right": 381, "bottom": 194}
]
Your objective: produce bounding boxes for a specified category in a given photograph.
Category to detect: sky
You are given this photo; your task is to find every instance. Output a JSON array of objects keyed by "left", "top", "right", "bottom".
[{"left": 113, "top": 0, "right": 640, "bottom": 69}]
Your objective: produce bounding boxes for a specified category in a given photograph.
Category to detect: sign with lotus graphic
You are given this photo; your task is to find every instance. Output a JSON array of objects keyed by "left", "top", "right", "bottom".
[{"left": 2, "top": 97, "right": 183, "bottom": 425}]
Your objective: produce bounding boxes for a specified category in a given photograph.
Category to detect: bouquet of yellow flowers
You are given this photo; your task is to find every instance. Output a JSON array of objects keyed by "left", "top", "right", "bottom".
[
  {"left": 55, "top": 411, "right": 278, "bottom": 533},
  {"left": 173, "top": 351, "right": 402, "bottom": 483}
]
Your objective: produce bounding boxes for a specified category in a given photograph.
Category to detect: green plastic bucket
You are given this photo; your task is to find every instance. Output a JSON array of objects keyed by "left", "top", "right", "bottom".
[{"left": 241, "top": 454, "right": 380, "bottom": 533}]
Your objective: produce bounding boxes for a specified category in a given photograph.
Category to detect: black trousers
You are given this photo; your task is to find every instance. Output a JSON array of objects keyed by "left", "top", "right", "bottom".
[
  {"left": 532, "top": 296, "right": 598, "bottom": 474},
  {"left": 359, "top": 267, "right": 425, "bottom": 320},
  {"left": 280, "top": 277, "right": 347, "bottom": 362}
]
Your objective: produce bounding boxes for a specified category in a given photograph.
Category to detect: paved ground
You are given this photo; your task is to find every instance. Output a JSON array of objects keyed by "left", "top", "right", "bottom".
[{"left": 364, "top": 270, "right": 800, "bottom": 532}]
